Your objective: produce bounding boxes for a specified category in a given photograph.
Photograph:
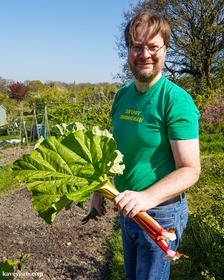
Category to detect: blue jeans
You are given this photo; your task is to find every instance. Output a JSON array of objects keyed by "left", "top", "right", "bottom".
[{"left": 119, "top": 196, "right": 188, "bottom": 280}]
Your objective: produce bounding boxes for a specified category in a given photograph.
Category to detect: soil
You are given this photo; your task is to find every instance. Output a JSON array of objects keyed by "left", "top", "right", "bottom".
[{"left": 0, "top": 147, "right": 118, "bottom": 280}]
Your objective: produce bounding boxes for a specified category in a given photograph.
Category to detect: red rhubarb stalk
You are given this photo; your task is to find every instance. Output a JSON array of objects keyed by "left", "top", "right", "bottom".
[
  {"left": 133, "top": 214, "right": 188, "bottom": 260},
  {"left": 133, "top": 215, "right": 179, "bottom": 260},
  {"left": 96, "top": 182, "right": 188, "bottom": 260},
  {"left": 136, "top": 211, "right": 176, "bottom": 241},
  {"left": 97, "top": 183, "right": 176, "bottom": 241}
]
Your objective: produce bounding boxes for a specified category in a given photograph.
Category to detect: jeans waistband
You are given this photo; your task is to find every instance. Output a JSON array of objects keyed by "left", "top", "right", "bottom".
[{"left": 158, "top": 193, "right": 185, "bottom": 206}]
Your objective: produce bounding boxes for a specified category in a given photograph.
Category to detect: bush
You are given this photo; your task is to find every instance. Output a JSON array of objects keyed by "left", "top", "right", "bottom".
[{"left": 200, "top": 95, "right": 224, "bottom": 133}]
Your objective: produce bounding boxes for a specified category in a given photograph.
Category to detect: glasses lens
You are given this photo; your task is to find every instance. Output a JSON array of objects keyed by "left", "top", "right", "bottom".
[{"left": 131, "top": 44, "right": 164, "bottom": 55}]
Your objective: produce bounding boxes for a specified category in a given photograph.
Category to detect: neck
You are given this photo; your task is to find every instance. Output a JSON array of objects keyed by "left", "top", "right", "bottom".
[{"left": 135, "top": 73, "right": 162, "bottom": 92}]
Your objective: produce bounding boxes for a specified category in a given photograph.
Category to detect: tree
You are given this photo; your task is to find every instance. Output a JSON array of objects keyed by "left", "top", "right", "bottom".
[
  {"left": 116, "top": 0, "right": 224, "bottom": 94},
  {"left": 0, "top": 76, "right": 9, "bottom": 94},
  {"left": 8, "top": 82, "right": 29, "bottom": 101},
  {"left": 27, "top": 80, "right": 45, "bottom": 94},
  {"left": 36, "top": 85, "right": 70, "bottom": 108}
]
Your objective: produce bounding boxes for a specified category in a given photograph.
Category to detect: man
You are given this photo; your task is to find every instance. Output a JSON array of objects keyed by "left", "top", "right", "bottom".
[{"left": 92, "top": 10, "right": 201, "bottom": 280}]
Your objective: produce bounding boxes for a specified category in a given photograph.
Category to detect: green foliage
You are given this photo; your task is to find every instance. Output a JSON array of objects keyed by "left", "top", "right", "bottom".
[
  {"left": 54, "top": 122, "right": 85, "bottom": 136},
  {"left": 13, "top": 124, "right": 124, "bottom": 223},
  {"left": 17, "top": 254, "right": 33, "bottom": 271},
  {"left": 47, "top": 103, "right": 82, "bottom": 126},
  {"left": 47, "top": 101, "right": 113, "bottom": 132},
  {"left": 199, "top": 133, "right": 224, "bottom": 155},
  {"left": 0, "top": 94, "right": 18, "bottom": 122},
  {"left": 0, "top": 165, "right": 19, "bottom": 196},
  {"left": 40, "top": 86, "right": 70, "bottom": 103},
  {"left": 0, "top": 125, "right": 8, "bottom": 136},
  {"left": 107, "top": 225, "right": 126, "bottom": 280},
  {"left": 0, "top": 77, "right": 9, "bottom": 94},
  {"left": 170, "top": 183, "right": 224, "bottom": 280},
  {"left": 187, "top": 149, "right": 223, "bottom": 214},
  {"left": 0, "top": 254, "right": 33, "bottom": 280},
  {"left": 81, "top": 102, "right": 113, "bottom": 131},
  {"left": 170, "top": 148, "right": 224, "bottom": 279},
  {"left": 0, "top": 93, "right": 8, "bottom": 105},
  {"left": 3, "top": 79, "right": 222, "bottom": 140},
  {"left": 68, "top": 82, "right": 119, "bottom": 103},
  {"left": 194, "top": 92, "right": 212, "bottom": 112},
  {"left": 120, "top": 0, "right": 223, "bottom": 94},
  {"left": 0, "top": 259, "right": 19, "bottom": 280},
  {"left": 27, "top": 80, "right": 44, "bottom": 93}
]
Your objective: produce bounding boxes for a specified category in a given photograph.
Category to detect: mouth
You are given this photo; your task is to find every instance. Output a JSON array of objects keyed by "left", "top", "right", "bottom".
[
  {"left": 136, "top": 60, "right": 155, "bottom": 66},
  {"left": 136, "top": 62, "right": 154, "bottom": 69}
]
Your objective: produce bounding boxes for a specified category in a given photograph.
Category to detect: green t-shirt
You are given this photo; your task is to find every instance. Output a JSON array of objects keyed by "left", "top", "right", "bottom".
[{"left": 111, "top": 75, "right": 200, "bottom": 192}]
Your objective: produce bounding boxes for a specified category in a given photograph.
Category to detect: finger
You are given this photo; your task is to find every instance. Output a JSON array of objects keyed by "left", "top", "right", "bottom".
[
  {"left": 115, "top": 194, "right": 133, "bottom": 212},
  {"left": 126, "top": 204, "right": 142, "bottom": 218},
  {"left": 114, "top": 192, "right": 126, "bottom": 204}
]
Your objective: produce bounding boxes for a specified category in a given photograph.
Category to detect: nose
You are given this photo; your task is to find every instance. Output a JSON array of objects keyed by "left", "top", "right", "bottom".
[{"left": 140, "top": 47, "right": 152, "bottom": 58}]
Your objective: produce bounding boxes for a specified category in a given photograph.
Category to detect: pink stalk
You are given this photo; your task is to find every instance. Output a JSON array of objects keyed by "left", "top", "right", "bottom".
[
  {"left": 97, "top": 182, "right": 188, "bottom": 260},
  {"left": 133, "top": 215, "right": 188, "bottom": 260},
  {"left": 136, "top": 211, "right": 176, "bottom": 241},
  {"left": 98, "top": 183, "right": 176, "bottom": 241}
]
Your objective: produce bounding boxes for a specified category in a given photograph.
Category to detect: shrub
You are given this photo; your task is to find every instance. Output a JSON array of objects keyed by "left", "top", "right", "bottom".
[{"left": 200, "top": 95, "right": 224, "bottom": 133}]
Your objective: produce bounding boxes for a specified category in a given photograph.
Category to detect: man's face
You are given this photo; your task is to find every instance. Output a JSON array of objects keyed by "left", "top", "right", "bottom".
[{"left": 128, "top": 24, "right": 166, "bottom": 84}]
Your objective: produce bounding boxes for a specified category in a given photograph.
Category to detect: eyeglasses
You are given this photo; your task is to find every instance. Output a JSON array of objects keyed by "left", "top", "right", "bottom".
[{"left": 130, "top": 44, "right": 165, "bottom": 56}]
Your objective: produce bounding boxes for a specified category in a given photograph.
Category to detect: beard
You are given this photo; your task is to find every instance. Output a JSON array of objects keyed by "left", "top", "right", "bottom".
[
  {"left": 128, "top": 57, "right": 165, "bottom": 84},
  {"left": 130, "top": 67, "right": 155, "bottom": 83}
]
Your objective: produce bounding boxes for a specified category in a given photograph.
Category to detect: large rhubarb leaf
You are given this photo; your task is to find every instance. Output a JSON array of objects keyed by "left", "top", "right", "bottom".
[{"left": 13, "top": 125, "right": 124, "bottom": 223}]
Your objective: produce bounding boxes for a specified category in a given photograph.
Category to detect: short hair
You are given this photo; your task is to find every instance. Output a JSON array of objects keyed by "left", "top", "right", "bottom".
[{"left": 124, "top": 11, "right": 171, "bottom": 48}]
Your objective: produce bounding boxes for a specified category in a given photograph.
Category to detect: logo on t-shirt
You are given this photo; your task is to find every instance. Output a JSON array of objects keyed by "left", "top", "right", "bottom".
[{"left": 120, "top": 109, "right": 144, "bottom": 123}]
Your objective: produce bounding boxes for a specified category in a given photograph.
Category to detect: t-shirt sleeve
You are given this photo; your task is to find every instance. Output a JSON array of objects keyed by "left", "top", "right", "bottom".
[{"left": 166, "top": 92, "right": 200, "bottom": 140}]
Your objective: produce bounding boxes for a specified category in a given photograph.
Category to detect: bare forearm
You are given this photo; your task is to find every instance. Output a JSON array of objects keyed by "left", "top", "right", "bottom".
[
  {"left": 114, "top": 139, "right": 201, "bottom": 218},
  {"left": 114, "top": 166, "right": 200, "bottom": 218},
  {"left": 141, "top": 166, "right": 201, "bottom": 209}
]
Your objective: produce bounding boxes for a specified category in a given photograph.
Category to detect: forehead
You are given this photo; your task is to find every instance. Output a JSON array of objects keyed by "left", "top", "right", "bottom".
[{"left": 134, "top": 24, "right": 163, "bottom": 44}]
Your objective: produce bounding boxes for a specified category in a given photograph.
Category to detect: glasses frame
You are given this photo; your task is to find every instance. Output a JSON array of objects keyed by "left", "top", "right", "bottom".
[{"left": 129, "top": 44, "right": 165, "bottom": 56}]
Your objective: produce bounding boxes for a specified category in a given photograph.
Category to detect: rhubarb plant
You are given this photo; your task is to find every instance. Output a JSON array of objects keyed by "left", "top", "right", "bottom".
[
  {"left": 13, "top": 123, "right": 187, "bottom": 260},
  {"left": 13, "top": 124, "right": 125, "bottom": 224}
]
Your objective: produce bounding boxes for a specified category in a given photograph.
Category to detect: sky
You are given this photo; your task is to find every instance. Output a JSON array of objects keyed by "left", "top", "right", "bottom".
[{"left": 1, "top": 0, "right": 138, "bottom": 84}]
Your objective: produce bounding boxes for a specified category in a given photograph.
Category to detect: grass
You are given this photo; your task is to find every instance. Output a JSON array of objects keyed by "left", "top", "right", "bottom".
[
  {"left": 106, "top": 222, "right": 126, "bottom": 280},
  {"left": 107, "top": 132, "right": 224, "bottom": 280},
  {"left": 0, "top": 133, "right": 20, "bottom": 141},
  {"left": 199, "top": 132, "right": 224, "bottom": 154},
  {"left": 187, "top": 153, "right": 223, "bottom": 213}
]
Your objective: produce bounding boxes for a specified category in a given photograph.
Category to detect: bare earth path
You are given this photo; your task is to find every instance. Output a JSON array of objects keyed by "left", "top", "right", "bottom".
[{"left": 0, "top": 148, "right": 118, "bottom": 280}]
